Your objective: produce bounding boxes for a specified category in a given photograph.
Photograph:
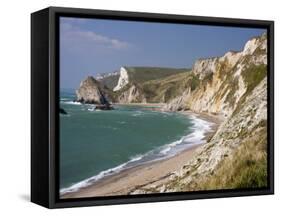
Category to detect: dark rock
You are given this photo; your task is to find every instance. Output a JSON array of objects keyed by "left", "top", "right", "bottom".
[
  {"left": 95, "top": 104, "right": 114, "bottom": 110},
  {"left": 60, "top": 108, "right": 67, "bottom": 115}
]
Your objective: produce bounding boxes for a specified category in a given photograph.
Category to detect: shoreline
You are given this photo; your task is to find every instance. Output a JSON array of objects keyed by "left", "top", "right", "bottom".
[
  {"left": 61, "top": 109, "right": 222, "bottom": 199},
  {"left": 113, "top": 102, "right": 165, "bottom": 107}
]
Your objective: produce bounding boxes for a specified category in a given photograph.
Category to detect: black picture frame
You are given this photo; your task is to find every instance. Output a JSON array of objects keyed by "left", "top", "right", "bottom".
[{"left": 31, "top": 6, "right": 274, "bottom": 209}]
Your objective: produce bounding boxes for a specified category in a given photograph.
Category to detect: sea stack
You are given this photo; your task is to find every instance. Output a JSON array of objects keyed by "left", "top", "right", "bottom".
[{"left": 76, "top": 76, "right": 114, "bottom": 110}]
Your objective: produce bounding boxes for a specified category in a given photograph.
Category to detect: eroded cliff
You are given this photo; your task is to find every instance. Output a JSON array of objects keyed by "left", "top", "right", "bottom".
[
  {"left": 129, "top": 32, "right": 268, "bottom": 193},
  {"left": 163, "top": 32, "right": 267, "bottom": 118},
  {"left": 76, "top": 76, "right": 114, "bottom": 106}
]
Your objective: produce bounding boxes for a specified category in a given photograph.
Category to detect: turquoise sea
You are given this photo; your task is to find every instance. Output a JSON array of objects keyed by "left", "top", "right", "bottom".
[{"left": 60, "top": 89, "right": 211, "bottom": 194}]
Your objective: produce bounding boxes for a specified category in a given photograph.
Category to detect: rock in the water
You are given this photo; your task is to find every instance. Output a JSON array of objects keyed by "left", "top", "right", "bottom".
[
  {"left": 59, "top": 108, "right": 67, "bottom": 115},
  {"left": 95, "top": 104, "right": 114, "bottom": 110},
  {"left": 76, "top": 76, "right": 114, "bottom": 109}
]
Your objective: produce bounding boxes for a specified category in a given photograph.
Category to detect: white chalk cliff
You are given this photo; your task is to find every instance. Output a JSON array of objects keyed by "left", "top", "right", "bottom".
[
  {"left": 162, "top": 32, "right": 267, "bottom": 118},
  {"left": 113, "top": 67, "right": 129, "bottom": 91}
]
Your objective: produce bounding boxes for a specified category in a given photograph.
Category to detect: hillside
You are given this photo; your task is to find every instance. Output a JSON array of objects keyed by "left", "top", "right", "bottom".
[
  {"left": 113, "top": 66, "right": 189, "bottom": 91},
  {"left": 123, "top": 66, "right": 189, "bottom": 84},
  {"left": 96, "top": 71, "right": 120, "bottom": 89},
  {"left": 128, "top": 32, "right": 268, "bottom": 193},
  {"left": 114, "top": 67, "right": 191, "bottom": 103},
  {"left": 141, "top": 70, "right": 194, "bottom": 103}
]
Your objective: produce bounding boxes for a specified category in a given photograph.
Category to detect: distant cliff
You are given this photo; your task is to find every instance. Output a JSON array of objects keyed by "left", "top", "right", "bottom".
[
  {"left": 117, "top": 83, "right": 147, "bottom": 103},
  {"left": 76, "top": 76, "right": 115, "bottom": 108},
  {"left": 112, "top": 66, "right": 190, "bottom": 103},
  {"left": 96, "top": 71, "right": 120, "bottom": 90},
  {"left": 113, "top": 67, "right": 129, "bottom": 91}
]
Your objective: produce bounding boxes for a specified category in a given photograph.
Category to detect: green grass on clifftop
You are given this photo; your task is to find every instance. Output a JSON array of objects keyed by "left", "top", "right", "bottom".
[
  {"left": 141, "top": 70, "right": 193, "bottom": 103},
  {"left": 99, "top": 74, "right": 119, "bottom": 89},
  {"left": 125, "top": 67, "right": 190, "bottom": 84}
]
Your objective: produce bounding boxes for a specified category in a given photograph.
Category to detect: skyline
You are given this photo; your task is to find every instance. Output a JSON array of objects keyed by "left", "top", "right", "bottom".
[{"left": 60, "top": 17, "right": 265, "bottom": 89}]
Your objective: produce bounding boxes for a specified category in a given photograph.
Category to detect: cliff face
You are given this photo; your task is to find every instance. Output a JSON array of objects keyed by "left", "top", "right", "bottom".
[
  {"left": 113, "top": 67, "right": 129, "bottom": 91},
  {"left": 130, "top": 77, "right": 267, "bottom": 194},
  {"left": 109, "top": 34, "right": 267, "bottom": 108},
  {"left": 117, "top": 84, "right": 147, "bottom": 103},
  {"left": 129, "top": 33, "right": 268, "bottom": 194},
  {"left": 176, "top": 77, "right": 267, "bottom": 187},
  {"left": 76, "top": 76, "right": 113, "bottom": 105},
  {"left": 163, "top": 33, "right": 267, "bottom": 118}
]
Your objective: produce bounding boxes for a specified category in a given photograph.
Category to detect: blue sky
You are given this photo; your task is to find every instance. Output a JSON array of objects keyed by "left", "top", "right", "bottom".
[{"left": 60, "top": 17, "right": 265, "bottom": 89}]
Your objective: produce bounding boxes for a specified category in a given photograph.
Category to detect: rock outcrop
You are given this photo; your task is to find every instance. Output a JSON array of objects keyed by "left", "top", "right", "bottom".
[
  {"left": 59, "top": 108, "right": 67, "bottom": 115},
  {"left": 76, "top": 76, "right": 114, "bottom": 109},
  {"left": 113, "top": 67, "right": 129, "bottom": 91},
  {"left": 117, "top": 84, "right": 147, "bottom": 103}
]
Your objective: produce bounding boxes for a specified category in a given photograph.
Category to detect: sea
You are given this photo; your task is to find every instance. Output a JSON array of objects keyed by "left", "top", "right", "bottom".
[{"left": 59, "top": 88, "right": 212, "bottom": 195}]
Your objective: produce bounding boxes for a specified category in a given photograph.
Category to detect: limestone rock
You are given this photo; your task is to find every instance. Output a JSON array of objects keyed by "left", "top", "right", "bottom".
[
  {"left": 76, "top": 76, "right": 113, "bottom": 108},
  {"left": 163, "top": 33, "right": 267, "bottom": 118},
  {"left": 113, "top": 67, "right": 129, "bottom": 91},
  {"left": 117, "top": 84, "right": 147, "bottom": 103}
]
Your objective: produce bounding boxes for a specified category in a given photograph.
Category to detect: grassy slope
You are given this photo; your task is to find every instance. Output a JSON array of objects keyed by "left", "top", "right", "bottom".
[
  {"left": 142, "top": 71, "right": 201, "bottom": 103},
  {"left": 189, "top": 122, "right": 267, "bottom": 190},
  {"left": 125, "top": 67, "right": 190, "bottom": 84},
  {"left": 114, "top": 67, "right": 192, "bottom": 103},
  {"left": 231, "top": 64, "right": 267, "bottom": 117},
  {"left": 99, "top": 74, "right": 119, "bottom": 89}
]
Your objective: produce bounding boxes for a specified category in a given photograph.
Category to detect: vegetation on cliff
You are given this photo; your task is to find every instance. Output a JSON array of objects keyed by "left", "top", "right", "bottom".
[
  {"left": 183, "top": 122, "right": 267, "bottom": 190},
  {"left": 98, "top": 73, "right": 120, "bottom": 89},
  {"left": 76, "top": 32, "right": 268, "bottom": 192},
  {"left": 120, "top": 67, "right": 189, "bottom": 85}
]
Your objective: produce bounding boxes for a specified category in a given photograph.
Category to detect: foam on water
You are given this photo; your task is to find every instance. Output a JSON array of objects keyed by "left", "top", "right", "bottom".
[
  {"left": 60, "top": 152, "right": 147, "bottom": 195},
  {"left": 60, "top": 113, "right": 214, "bottom": 195},
  {"left": 61, "top": 101, "right": 82, "bottom": 105},
  {"left": 132, "top": 110, "right": 144, "bottom": 117}
]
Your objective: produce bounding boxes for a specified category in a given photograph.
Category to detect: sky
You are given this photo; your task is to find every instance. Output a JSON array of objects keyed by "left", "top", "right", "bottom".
[{"left": 60, "top": 17, "right": 266, "bottom": 89}]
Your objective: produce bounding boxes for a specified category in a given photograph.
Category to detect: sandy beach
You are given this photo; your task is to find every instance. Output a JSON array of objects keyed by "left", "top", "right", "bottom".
[{"left": 62, "top": 110, "right": 221, "bottom": 199}]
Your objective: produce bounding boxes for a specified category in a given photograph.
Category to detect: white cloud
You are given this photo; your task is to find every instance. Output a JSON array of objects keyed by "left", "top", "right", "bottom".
[{"left": 61, "top": 22, "right": 131, "bottom": 50}]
